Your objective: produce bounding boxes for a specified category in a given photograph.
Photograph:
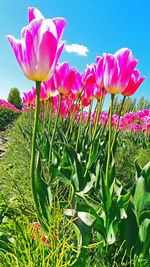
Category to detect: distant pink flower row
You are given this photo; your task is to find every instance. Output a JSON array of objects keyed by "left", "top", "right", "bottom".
[
  {"left": 0, "top": 99, "right": 21, "bottom": 112},
  {"left": 7, "top": 7, "right": 145, "bottom": 98}
]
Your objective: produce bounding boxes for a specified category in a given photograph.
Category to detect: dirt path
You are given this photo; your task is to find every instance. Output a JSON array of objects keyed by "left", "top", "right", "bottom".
[{"left": 0, "top": 131, "right": 8, "bottom": 158}]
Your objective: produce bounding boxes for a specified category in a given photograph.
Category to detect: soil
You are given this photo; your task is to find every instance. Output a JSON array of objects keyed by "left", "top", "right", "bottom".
[{"left": 0, "top": 131, "right": 8, "bottom": 158}]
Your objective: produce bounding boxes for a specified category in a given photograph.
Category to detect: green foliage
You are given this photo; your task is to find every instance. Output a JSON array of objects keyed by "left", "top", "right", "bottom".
[
  {"left": 7, "top": 88, "right": 22, "bottom": 110},
  {"left": 0, "top": 107, "right": 20, "bottom": 131},
  {"left": 113, "top": 96, "right": 150, "bottom": 115},
  {"left": 1, "top": 107, "right": 150, "bottom": 266}
]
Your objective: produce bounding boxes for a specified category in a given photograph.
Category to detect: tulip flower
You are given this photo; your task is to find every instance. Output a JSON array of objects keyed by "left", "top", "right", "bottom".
[
  {"left": 121, "top": 69, "right": 145, "bottom": 96},
  {"left": 94, "top": 85, "right": 107, "bottom": 100},
  {"left": 95, "top": 56, "right": 105, "bottom": 88},
  {"left": 103, "top": 48, "right": 139, "bottom": 94},
  {"left": 42, "top": 74, "right": 59, "bottom": 98},
  {"left": 82, "top": 64, "right": 96, "bottom": 87},
  {"left": 55, "top": 62, "right": 77, "bottom": 95},
  {"left": 7, "top": 7, "right": 66, "bottom": 82},
  {"left": 72, "top": 73, "right": 85, "bottom": 97}
]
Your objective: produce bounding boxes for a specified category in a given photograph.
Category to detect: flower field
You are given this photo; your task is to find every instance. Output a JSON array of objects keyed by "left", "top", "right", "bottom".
[{"left": 0, "top": 6, "right": 150, "bottom": 267}]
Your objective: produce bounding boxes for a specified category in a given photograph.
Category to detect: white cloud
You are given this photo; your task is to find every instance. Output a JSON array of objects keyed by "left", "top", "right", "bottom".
[{"left": 64, "top": 43, "right": 89, "bottom": 56}]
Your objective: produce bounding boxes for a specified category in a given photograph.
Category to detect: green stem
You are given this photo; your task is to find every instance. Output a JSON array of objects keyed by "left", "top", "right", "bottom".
[
  {"left": 49, "top": 93, "right": 62, "bottom": 163},
  {"left": 66, "top": 86, "right": 85, "bottom": 138},
  {"left": 48, "top": 97, "right": 53, "bottom": 136},
  {"left": 66, "top": 100, "right": 78, "bottom": 138},
  {"left": 86, "top": 100, "right": 92, "bottom": 127},
  {"left": 101, "top": 108, "right": 110, "bottom": 136},
  {"left": 106, "top": 94, "right": 115, "bottom": 187},
  {"left": 111, "top": 95, "right": 126, "bottom": 151},
  {"left": 92, "top": 87, "right": 104, "bottom": 138},
  {"left": 76, "top": 98, "right": 83, "bottom": 152},
  {"left": 92, "top": 101, "right": 98, "bottom": 124},
  {"left": 30, "top": 81, "right": 41, "bottom": 206},
  {"left": 84, "top": 90, "right": 105, "bottom": 177},
  {"left": 88, "top": 101, "right": 93, "bottom": 138}
]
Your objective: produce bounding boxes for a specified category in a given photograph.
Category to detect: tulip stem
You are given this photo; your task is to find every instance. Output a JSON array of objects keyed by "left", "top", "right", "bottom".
[
  {"left": 76, "top": 97, "right": 83, "bottom": 152},
  {"left": 30, "top": 81, "right": 41, "bottom": 207},
  {"left": 106, "top": 94, "right": 115, "bottom": 187},
  {"left": 66, "top": 86, "right": 85, "bottom": 138},
  {"left": 111, "top": 95, "right": 126, "bottom": 152},
  {"left": 49, "top": 93, "right": 62, "bottom": 163},
  {"left": 93, "top": 87, "right": 104, "bottom": 137},
  {"left": 86, "top": 100, "right": 92, "bottom": 127},
  {"left": 48, "top": 97, "right": 53, "bottom": 135},
  {"left": 66, "top": 100, "right": 78, "bottom": 138},
  {"left": 84, "top": 89, "right": 104, "bottom": 177}
]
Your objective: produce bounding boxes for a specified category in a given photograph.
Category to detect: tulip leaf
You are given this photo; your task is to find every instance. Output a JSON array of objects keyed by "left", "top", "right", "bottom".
[
  {"left": 86, "top": 137, "right": 99, "bottom": 170},
  {"left": 32, "top": 152, "right": 52, "bottom": 232}
]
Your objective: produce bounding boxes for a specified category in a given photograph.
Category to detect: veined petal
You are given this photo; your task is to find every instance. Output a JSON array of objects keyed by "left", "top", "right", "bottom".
[
  {"left": 103, "top": 54, "right": 120, "bottom": 93},
  {"left": 28, "top": 7, "right": 44, "bottom": 23},
  {"left": 52, "top": 18, "right": 67, "bottom": 42},
  {"left": 38, "top": 31, "right": 57, "bottom": 81},
  {"left": 63, "top": 68, "right": 76, "bottom": 91},
  {"left": 23, "top": 30, "right": 38, "bottom": 78},
  {"left": 6, "top": 35, "right": 27, "bottom": 73}
]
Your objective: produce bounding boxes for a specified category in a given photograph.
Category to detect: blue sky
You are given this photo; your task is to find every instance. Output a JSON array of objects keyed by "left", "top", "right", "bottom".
[{"left": 0, "top": 0, "right": 150, "bottom": 110}]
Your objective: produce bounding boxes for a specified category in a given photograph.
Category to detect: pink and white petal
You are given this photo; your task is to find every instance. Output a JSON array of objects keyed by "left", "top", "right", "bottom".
[
  {"left": 52, "top": 18, "right": 67, "bottom": 42},
  {"left": 39, "top": 19, "right": 57, "bottom": 41},
  {"left": 24, "top": 30, "right": 38, "bottom": 77},
  {"left": 55, "top": 41, "right": 65, "bottom": 66},
  {"left": 114, "top": 48, "right": 130, "bottom": 69},
  {"left": 57, "top": 62, "right": 69, "bottom": 79},
  {"left": 39, "top": 31, "right": 57, "bottom": 81},
  {"left": 63, "top": 69, "right": 76, "bottom": 90},
  {"left": 103, "top": 54, "right": 119, "bottom": 92},
  {"left": 28, "top": 7, "right": 44, "bottom": 23},
  {"left": 27, "top": 19, "right": 43, "bottom": 53},
  {"left": 120, "top": 59, "right": 139, "bottom": 86},
  {"left": 6, "top": 35, "right": 24, "bottom": 70}
]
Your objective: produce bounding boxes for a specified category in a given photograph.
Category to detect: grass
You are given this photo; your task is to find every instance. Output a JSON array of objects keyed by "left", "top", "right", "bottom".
[{"left": 0, "top": 112, "right": 150, "bottom": 266}]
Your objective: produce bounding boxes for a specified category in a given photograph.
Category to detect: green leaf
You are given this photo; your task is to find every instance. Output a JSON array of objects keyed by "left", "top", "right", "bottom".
[
  {"left": 139, "top": 218, "right": 150, "bottom": 243},
  {"left": 135, "top": 158, "right": 142, "bottom": 179},
  {"left": 95, "top": 160, "right": 101, "bottom": 189},
  {"left": 0, "top": 234, "right": 13, "bottom": 253},
  {"left": 141, "top": 161, "right": 150, "bottom": 187},
  {"left": 101, "top": 171, "right": 111, "bottom": 213},
  {"left": 86, "top": 137, "right": 99, "bottom": 170},
  {"left": 134, "top": 176, "right": 150, "bottom": 225},
  {"left": 44, "top": 130, "right": 50, "bottom": 160},
  {"left": 120, "top": 202, "right": 140, "bottom": 255},
  {"left": 107, "top": 161, "right": 116, "bottom": 188},
  {"left": 32, "top": 152, "right": 52, "bottom": 232},
  {"left": 61, "top": 143, "right": 85, "bottom": 191}
]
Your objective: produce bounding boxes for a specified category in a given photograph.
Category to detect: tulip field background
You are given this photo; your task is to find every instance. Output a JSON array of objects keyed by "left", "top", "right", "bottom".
[{"left": 1, "top": 3, "right": 150, "bottom": 267}]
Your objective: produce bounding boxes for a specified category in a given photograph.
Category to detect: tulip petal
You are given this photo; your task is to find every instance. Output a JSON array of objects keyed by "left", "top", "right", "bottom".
[
  {"left": 28, "top": 7, "right": 44, "bottom": 23},
  {"left": 39, "top": 31, "right": 57, "bottom": 81},
  {"left": 24, "top": 30, "right": 38, "bottom": 78},
  {"left": 6, "top": 35, "right": 26, "bottom": 73},
  {"left": 52, "top": 18, "right": 67, "bottom": 42}
]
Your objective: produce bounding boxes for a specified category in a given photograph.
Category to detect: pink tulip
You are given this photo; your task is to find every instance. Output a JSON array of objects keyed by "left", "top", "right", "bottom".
[
  {"left": 82, "top": 64, "right": 96, "bottom": 87},
  {"left": 0, "top": 99, "right": 21, "bottom": 112},
  {"left": 95, "top": 56, "right": 105, "bottom": 88},
  {"left": 103, "top": 48, "right": 139, "bottom": 94},
  {"left": 42, "top": 74, "right": 59, "bottom": 98},
  {"left": 81, "top": 89, "right": 91, "bottom": 106},
  {"left": 7, "top": 7, "right": 66, "bottom": 82},
  {"left": 55, "top": 62, "right": 77, "bottom": 94},
  {"left": 140, "top": 116, "right": 150, "bottom": 125},
  {"left": 94, "top": 85, "right": 107, "bottom": 100},
  {"left": 122, "top": 69, "right": 145, "bottom": 96},
  {"left": 85, "top": 84, "right": 95, "bottom": 101},
  {"left": 72, "top": 73, "right": 84, "bottom": 97}
]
